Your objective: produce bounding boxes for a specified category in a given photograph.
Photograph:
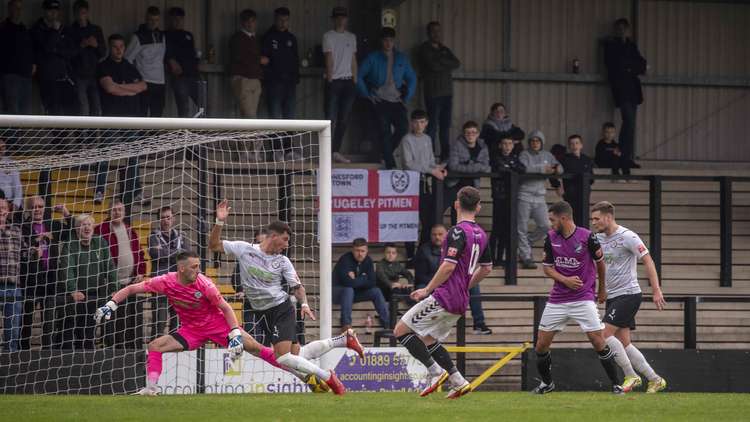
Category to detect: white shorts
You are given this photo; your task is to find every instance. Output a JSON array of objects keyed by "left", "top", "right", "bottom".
[
  {"left": 538, "top": 300, "right": 604, "bottom": 333},
  {"left": 401, "top": 295, "right": 460, "bottom": 342}
]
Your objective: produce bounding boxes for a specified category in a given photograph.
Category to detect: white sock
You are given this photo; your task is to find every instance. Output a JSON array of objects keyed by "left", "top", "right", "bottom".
[
  {"left": 448, "top": 371, "right": 467, "bottom": 387},
  {"left": 277, "top": 352, "right": 331, "bottom": 381},
  {"left": 625, "top": 344, "right": 659, "bottom": 382},
  {"left": 299, "top": 339, "right": 334, "bottom": 360},
  {"left": 606, "top": 336, "right": 638, "bottom": 378},
  {"left": 427, "top": 361, "right": 444, "bottom": 377}
]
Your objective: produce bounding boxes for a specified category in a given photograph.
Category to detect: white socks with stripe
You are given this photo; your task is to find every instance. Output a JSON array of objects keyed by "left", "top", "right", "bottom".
[
  {"left": 625, "top": 344, "right": 660, "bottom": 382},
  {"left": 605, "top": 336, "right": 638, "bottom": 378},
  {"left": 276, "top": 353, "right": 331, "bottom": 381},
  {"left": 298, "top": 333, "right": 347, "bottom": 360}
]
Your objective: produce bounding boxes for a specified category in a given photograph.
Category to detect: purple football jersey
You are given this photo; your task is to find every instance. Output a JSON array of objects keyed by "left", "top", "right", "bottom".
[
  {"left": 542, "top": 227, "right": 604, "bottom": 304},
  {"left": 432, "top": 221, "right": 492, "bottom": 314}
]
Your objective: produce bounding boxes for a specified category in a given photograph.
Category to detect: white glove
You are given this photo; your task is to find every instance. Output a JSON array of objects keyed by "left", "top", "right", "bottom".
[
  {"left": 94, "top": 300, "right": 118, "bottom": 324},
  {"left": 228, "top": 328, "right": 243, "bottom": 359}
]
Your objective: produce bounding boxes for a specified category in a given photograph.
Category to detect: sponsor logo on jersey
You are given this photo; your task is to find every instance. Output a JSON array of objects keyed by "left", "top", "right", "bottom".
[
  {"left": 638, "top": 244, "right": 646, "bottom": 254},
  {"left": 554, "top": 256, "right": 581, "bottom": 269},
  {"left": 574, "top": 243, "right": 583, "bottom": 254},
  {"left": 194, "top": 291, "right": 202, "bottom": 300},
  {"left": 447, "top": 247, "right": 458, "bottom": 257}
]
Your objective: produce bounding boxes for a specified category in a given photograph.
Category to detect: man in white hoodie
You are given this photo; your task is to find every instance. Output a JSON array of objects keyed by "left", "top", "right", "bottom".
[
  {"left": 125, "top": 6, "right": 166, "bottom": 117},
  {"left": 517, "top": 130, "right": 563, "bottom": 269}
]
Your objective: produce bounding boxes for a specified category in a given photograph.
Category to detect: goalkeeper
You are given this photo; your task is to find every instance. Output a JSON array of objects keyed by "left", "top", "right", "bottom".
[{"left": 94, "top": 251, "right": 283, "bottom": 395}]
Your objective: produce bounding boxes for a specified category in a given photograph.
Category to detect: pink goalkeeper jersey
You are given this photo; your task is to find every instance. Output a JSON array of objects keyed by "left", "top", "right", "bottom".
[{"left": 143, "top": 272, "right": 227, "bottom": 331}]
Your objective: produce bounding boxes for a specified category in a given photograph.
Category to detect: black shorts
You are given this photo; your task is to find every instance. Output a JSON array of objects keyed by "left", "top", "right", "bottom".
[
  {"left": 247, "top": 299, "right": 297, "bottom": 346},
  {"left": 603, "top": 293, "right": 642, "bottom": 330}
]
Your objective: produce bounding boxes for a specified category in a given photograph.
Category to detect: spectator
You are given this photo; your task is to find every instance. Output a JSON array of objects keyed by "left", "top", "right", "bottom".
[
  {"left": 231, "top": 229, "right": 266, "bottom": 333},
  {"left": 30, "top": 0, "right": 78, "bottom": 115},
  {"left": 125, "top": 6, "right": 166, "bottom": 117},
  {"left": 61, "top": 214, "right": 117, "bottom": 349},
  {"left": 604, "top": 18, "right": 646, "bottom": 171},
  {"left": 95, "top": 200, "right": 146, "bottom": 349},
  {"left": 69, "top": 0, "right": 105, "bottom": 116},
  {"left": 595, "top": 121, "right": 628, "bottom": 176},
  {"left": 395, "top": 109, "right": 447, "bottom": 258},
  {"left": 165, "top": 7, "right": 200, "bottom": 118},
  {"left": 229, "top": 9, "right": 267, "bottom": 121},
  {"left": 323, "top": 6, "right": 357, "bottom": 164},
  {"left": 446, "top": 120, "right": 491, "bottom": 224},
  {"left": 481, "top": 103, "right": 525, "bottom": 159},
  {"left": 549, "top": 143, "right": 567, "bottom": 164},
  {"left": 96, "top": 34, "right": 147, "bottom": 206},
  {"left": 0, "top": 0, "right": 34, "bottom": 114},
  {"left": 333, "top": 238, "right": 390, "bottom": 331},
  {"left": 489, "top": 136, "right": 525, "bottom": 267},
  {"left": 375, "top": 244, "right": 414, "bottom": 303},
  {"left": 517, "top": 130, "right": 563, "bottom": 269},
  {"left": 357, "top": 27, "right": 417, "bottom": 169},
  {"left": 0, "top": 198, "right": 22, "bottom": 351},
  {"left": 553, "top": 135, "right": 594, "bottom": 227},
  {"left": 417, "top": 21, "right": 460, "bottom": 162},
  {"left": 0, "top": 138, "right": 23, "bottom": 217},
  {"left": 20, "top": 196, "right": 73, "bottom": 349}
]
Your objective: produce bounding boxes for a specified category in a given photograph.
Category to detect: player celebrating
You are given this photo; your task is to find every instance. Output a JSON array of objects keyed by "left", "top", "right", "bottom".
[
  {"left": 532, "top": 201, "right": 623, "bottom": 394},
  {"left": 209, "top": 201, "right": 364, "bottom": 396},
  {"left": 394, "top": 186, "right": 493, "bottom": 399},
  {"left": 591, "top": 201, "right": 668, "bottom": 393},
  {"left": 94, "top": 251, "right": 284, "bottom": 396}
]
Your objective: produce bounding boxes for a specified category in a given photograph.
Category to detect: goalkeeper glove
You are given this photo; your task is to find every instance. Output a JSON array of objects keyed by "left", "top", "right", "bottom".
[
  {"left": 228, "top": 328, "right": 243, "bottom": 358},
  {"left": 94, "top": 300, "right": 118, "bottom": 324}
]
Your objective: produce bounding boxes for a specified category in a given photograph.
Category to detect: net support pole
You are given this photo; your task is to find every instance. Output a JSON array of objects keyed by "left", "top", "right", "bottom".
[{"left": 318, "top": 124, "right": 334, "bottom": 369}]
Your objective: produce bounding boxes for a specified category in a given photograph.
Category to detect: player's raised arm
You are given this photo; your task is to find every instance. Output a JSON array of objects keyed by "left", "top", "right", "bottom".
[{"left": 209, "top": 199, "right": 231, "bottom": 253}]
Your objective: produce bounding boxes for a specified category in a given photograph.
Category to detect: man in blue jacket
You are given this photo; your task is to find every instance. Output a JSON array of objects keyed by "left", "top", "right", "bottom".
[
  {"left": 333, "top": 238, "right": 390, "bottom": 332},
  {"left": 357, "top": 27, "right": 417, "bottom": 169}
]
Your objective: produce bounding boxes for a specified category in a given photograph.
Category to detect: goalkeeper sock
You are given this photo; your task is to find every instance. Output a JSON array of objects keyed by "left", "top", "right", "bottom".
[
  {"left": 259, "top": 346, "right": 283, "bottom": 369},
  {"left": 597, "top": 345, "right": 621, "bottom": 385},
  {"left": 146, "top": 351, "right": 163, "bottom": 388},
  {"left": 276, "top": 352, "right": 331, "bottom": 382},
  {"left": 299, "top": 338, "right": 335, "bottom": 360},
  {"left": 427, "top": 342, "right": 458, "bottom": 375},
  {"left": 397, "top": 333, "right": 441, "bottom": 375},
  {"left": 605, "top": 336, "right": 637, "bottom": 378},
  {"left": 625, "top": 344, "right": 659, "bottom": 382},
  {"left": 535, "top": 351, "right": 553, "bottom": 385}
]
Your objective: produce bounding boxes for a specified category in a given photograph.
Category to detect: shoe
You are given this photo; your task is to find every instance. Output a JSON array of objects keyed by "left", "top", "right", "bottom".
[
  {"left": 445, "top": 381, "right": 472, "bottom": 399},
  {"left": 520, "top": 259, "right": 538, "bottom": 270},
  {"left": 345, "top": 328, "right": 365, "bottom": 359},
  {"left": 622, "top": 375, "right": 643, "bottom": 392},
  {"left": 305, "top": 374, "right": 330, "bottom": 393},
  {"left": 473, "top": 324, "right": 492, "bottom": 335},
  {"left": 325, "top": 370, "right": 346, "bottom": 395},
  {"left": 612, "top": 384, "right": 625, "bottom": 395},
  {"left": 131, "top": 387, "right": 158, "bottom": 396},
  {"left": 531, "top": 381, "right": 555, "bottom": 394},
  {"left": 94, "top": 191, "right": 104, "bottom": 205},
  {"left": 333, "top": 152, "right": 351, "bottom": 164},
  {"left": 420, "top": 370, "right": 449, "bottom": 397},
  {"left": 646, "top": 377, "right": 667, "bottom": 393}
]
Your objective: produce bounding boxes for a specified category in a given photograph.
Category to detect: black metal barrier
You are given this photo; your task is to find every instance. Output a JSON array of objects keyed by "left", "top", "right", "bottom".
[{"left": 431, "top": 173, "right": 750, "bottom": 286}]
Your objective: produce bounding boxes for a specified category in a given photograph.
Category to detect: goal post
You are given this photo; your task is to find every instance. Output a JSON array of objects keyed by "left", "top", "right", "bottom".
[{"left": 0, "top": 114, "right": 332, "bottom": 393}]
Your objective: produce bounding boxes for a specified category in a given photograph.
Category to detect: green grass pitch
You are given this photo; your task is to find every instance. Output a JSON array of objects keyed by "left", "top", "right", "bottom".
[{"left": 4, "top": 392, "right": 749, "bottom": 422}]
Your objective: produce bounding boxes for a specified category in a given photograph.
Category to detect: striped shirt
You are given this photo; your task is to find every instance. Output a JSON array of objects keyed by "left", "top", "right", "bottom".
[{"left": 0, "top": 225, "right": 22, "bottom": 284}]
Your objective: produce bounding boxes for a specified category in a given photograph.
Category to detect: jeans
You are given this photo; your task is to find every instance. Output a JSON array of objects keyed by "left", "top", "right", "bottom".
[
  {"left": 469, "top": 285, "right": 485, "bottom": 326},
  {"left": 517, "top": 199, "right": 549, "bottom": 261},
  {"left": 425, "top": 95, "right": 453, "bottom": 161},
  {"left": 172, "top": 76, "right": 199, "bottom": 118},
  {"left": 334, "top": 285, "right": 391, "bottom": 329},
  {"left": 1, "top": 74, "right": 32, "bottom": 114},
  {"left": 140, "top": 82, "right": 166, "bottom": 117},
  {"left": 373, "top": 101, "right": 409, "bottom": 169},
  {"left": 325, "top": 79, "right": 357, "bottom": 153},
  {"left": 267, "top": 81, "right": 296, "bottom": 119},
  {"left": 619, "top": 102, "right": 638, "bottom": 164},
  {"left": 76, "top": 77, "right": 101, "bottom": 116},
  {"left": 0, "top": 286, "right": 22, "bottom": 352}
]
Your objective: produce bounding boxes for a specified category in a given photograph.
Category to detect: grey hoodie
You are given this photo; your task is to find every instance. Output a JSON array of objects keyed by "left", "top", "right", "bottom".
[{"left": 518, "top": 130, "right": 563, "bottom": 203}]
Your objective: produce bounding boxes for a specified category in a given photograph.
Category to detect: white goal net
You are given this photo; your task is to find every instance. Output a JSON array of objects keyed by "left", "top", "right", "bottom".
[{"left": 0, "top": 115, "right": 332, "bottom": 394}]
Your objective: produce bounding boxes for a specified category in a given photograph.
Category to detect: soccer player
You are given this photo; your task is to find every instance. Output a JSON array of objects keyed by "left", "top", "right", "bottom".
[
  {"left": 591, "top": 201, "right": 668, "bottom": 393},
  {"left": 393, "top": 186, "right": 493, "bottom": 399},
  {"left": 94, "top": 251, "right": 283, "bottom": 395},
  {"left": 209, "top": 201, "right": 365, "bottom": 396},
  {"left": 532, "top": 201, "right": 623, "bottom": 394}
]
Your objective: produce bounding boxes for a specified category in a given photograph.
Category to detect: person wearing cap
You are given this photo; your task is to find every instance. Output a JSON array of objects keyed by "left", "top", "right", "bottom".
[
  {"left": 357, "top": 27, "right": 417, "bottom": 169},
  {"left": 323, "top": 6, "right": 357, "bottom": 164},
  {"left": 30, "top": 0, "right": 78, "bottom": 115},
  {"left": 69, "top": 0, "right": 106, "bottom": 116},
  {"left": 165, "top": 7, "right": 199, "bottom": 118},
  {"left": 0, "top": 0, "right": 35, "bottom": 114},
  {"left": 125, "top": 6, "right": 166, "bottom": 117}
]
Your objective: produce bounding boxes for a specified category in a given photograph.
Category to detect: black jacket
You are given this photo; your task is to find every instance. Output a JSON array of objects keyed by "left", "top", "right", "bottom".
[
  {"left": 69, "top": 21, "right": 106, "bottom": 79},
  {"left": 333, "top": 252, "right": 376, "bottom": 290},
  {"left": 261, "top": 26, "right": 299, "bottom": 84},
  {"left": 20, "top": 216, "right": 74, "bottom": 296},
  {"left": 414, "top": 242, "right": 440, "bottom": 288},
  {"left": 490, "top": 151, "right": 526, "bottom": 199},
  {"left": 595, "top": 139, "right": 621, "bottom": 169},
  {"left": 481, "top": 119, "right": 526, "bottom": 160},
  {"left": 165, "top": 29, "right": 199, "bottom": 78},
  {"left": 30, "top": 18, "right": 77, "bottom": 82},
  {"left": 552, "top": 153, "right": 594, "bottom": 194},
  {"left": 0, "top": 19, "right": 34, "bottom": 77},
  {"left": 604, "top": 36, "right": 647, "bottom": 107}
]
